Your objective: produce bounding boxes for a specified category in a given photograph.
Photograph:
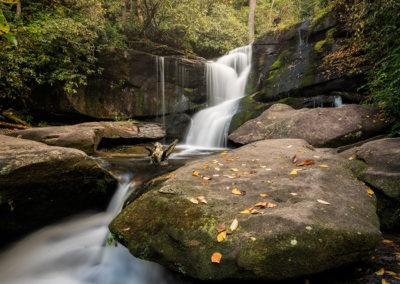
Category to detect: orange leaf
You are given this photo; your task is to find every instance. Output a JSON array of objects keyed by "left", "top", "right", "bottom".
[
  {"left": 168, "top": 173, "right": 175, "bottom": 178},
  {"left": 211, "top": 252, "right": 222, "bottom": 263},
  {"left": 250, "top": 170, "right": 258, "bottom": 174},
  {"left": 296, "top": 160, "right": 315, "bottom": 166},
  {"left": 192, "top": 170, "right": 199, "bottom": 177},
  {"left": 366, "top": 188, "right": 374, "bottom": 195},
  {"left": 239, "top": 205, "right": 254, "bottom": 214},
  {"left": 259, "top": 193, "right": 268, "bottom": 197},
  {"left": 381, "top": 279, "right": 389, "bottom": 284},
  {"left": 217, "top": 231, "right": 227, "bottom": 242},
  {"left": 220, "top": 152, "right": 227, "bottom": 156},
  {"left": 227, "top": 158, "right": 234, "bottom": 162},
  {"left": 236, "top": 156, "right": 240, "bottom": 159},
  {"left": 216, "top": 222, "right": 226, "bottom": 233},
  {"left": 201, "top": 182, "right": 209, "bottom": 186},
  {"left": 251, "top": 209, "right": 263, "bottom": 215},
  {"left": 203, "top": 165, "right": 209, "bottom": 169}
]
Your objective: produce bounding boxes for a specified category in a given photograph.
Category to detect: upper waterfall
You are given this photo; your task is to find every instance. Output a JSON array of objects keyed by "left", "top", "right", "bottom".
[{"left": 185, "top": 44, "right": 252, "bottom": 148}]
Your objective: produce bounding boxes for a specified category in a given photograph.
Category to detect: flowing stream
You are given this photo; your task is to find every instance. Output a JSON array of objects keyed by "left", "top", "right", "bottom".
[
  {"left": 185, "top": 44, "right": 252, "bottom": 148},
  {"left": 0, "top": 154, "right": 214, "bottom": 284}
]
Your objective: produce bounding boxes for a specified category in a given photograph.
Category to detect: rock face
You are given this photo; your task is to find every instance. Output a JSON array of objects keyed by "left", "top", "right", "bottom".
[
  {"left": 7, "top": 121, "right": 165, "bottom": 154},
  {"left": 247, "top": 12, "right": 365, "bottom": 105},
  {"left": 229, "top": 104, "right": 388, "bottom": 147},
  {"left": 0, "top": 135, "right": 117, "bottom": 243},
  {"left": 32, "top": 48, "right": 207, "bottom": 120},
  {"left": 109, "top": 139, "right": 381, "bottom": 281},
  {"left": 342, "top": 138, "right": 400, "bottom": 231}
]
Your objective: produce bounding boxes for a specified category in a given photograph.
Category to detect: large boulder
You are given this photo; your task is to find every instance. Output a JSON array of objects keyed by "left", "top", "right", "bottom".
[
  {"left": 229, "top": 104, "right": 388, "bottom": 147},
  {"left": 7, "top": 121, "right": 165, "bottom": 154},
  {"left": 109, "top": 139, "right": 381, "bottom": 281},
  {"left": 342, "top": 138, "right": 400, "bottom": 231},
  {"left": 248, "top": 11, "right": 366, "bottom": 104},
  {"left": 31, "top": 48, "right": 207, "bottom": 120},
  {"left": 0, "top": 135, "right": 117, "bottom": 243}
]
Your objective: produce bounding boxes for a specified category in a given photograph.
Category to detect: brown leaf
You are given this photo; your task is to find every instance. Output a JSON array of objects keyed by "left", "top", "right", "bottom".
[
  {"left": 217, "top": 231, "right": 227, "bottom": 242},
  {"left": 296, "top": 160, "right": 315, "bottom": 166},
  {"left": 216, "top": 222, "right": 226, "bottom": 233},
  {"left": 292, "top": 155, "right": 298, "bottom": 163},
  {"left": 230, "top": 218, "right": 238, "bottom": 232},
  {"left": 211, "top": 252, "right": 222, "bottom": 263}
]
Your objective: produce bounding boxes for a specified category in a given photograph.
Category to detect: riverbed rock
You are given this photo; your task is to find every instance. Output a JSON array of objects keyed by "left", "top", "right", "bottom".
[
  {"left": 229, "top": 104, "right": 388, "bottom": 147},
  {"left": 31, "top": 48, "right": 207, "bottom": 120},
  {"left": 7, "top": 121, "right": 165, "bottom": 154},
  {"left": 109, "top": 139, "right": 381, "bottom": 281},
  {"left": 0, "top": 135, "right": 117, "bottom": 243},
  {"left": 341, "top": 138, "right": 400, "bottom": 231}
]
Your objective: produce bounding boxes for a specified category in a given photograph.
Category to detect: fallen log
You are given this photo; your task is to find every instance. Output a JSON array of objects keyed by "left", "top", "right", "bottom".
[{"left": 145, "top": 139, "right": 178, "bottom": 166}]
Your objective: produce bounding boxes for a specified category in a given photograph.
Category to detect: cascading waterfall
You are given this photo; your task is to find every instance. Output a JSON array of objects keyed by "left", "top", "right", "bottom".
[
  {"left": 185, "top": 44, "right": 252, "bottom": 148},
  {"left": 334, "top": 95, "right": 344, "bottom": 107},
  {"left": 156, "top": 56, "right": 166, "bottom": 128}
]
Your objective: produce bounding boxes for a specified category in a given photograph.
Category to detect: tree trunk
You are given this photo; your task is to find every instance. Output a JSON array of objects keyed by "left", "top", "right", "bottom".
[
  {"left": 146, "top": 139, "right": 178, "bottom": 166},
  {"left": 121, "top": 0, "right": 127, "bottom": 26},
  {"left": 248, "top": 0, "right": 256, "bottom": 42},
  {"left": 16, "top": 0, "right": 21, "bottom": 18}
]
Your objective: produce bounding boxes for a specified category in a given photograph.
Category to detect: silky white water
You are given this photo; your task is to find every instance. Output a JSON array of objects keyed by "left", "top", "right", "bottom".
[
  {"left": 185, "top": 44, "right": 252, "bottom": 148},
  {"left": 156, "top": 56, "right": 166, "bottom": 127},
  {"left": 0, "top": 175, "right": 173, "bottom": 284}
]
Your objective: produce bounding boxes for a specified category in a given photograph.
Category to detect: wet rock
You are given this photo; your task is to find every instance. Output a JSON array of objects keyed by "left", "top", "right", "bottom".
[
  {"left": 7, "top": 121, "right": 165, "bottom": 154},
  {"left": 229, "top": 104, "right": 388, "bottom": 147},
  {"left": 109, "top": 139, "right": 381, "bottom": 281},
  {"left": 0, "top": 135, "right": 117, "bottom": 243},
  {"left": 342, "top": 138, "right": 400, "bottom": 231}
]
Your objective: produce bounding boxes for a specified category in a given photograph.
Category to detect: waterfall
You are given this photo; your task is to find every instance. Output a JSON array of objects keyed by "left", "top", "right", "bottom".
[
  {"left": 185, "top": 44, "right": 252, "bottom": 148},
  {"left": 156, "top": 56, "right": 166, "bottom": 128},
  {"left": 334, "top": 95, "right": 344, "bottom": 107}
]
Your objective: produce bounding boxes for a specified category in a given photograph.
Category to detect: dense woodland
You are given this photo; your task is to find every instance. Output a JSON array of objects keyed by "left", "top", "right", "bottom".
[{"left": 0, "top": 0, "right": 399, "bottom": 134}]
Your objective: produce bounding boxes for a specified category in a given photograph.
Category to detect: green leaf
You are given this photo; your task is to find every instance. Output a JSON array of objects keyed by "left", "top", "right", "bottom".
[{"left": 0, "top": 9, "right": 10, "bottom": 35}]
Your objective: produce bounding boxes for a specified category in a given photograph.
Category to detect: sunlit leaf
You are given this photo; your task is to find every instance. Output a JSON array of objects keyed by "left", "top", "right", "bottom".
[
  {"left": 319, "top": 165, "right": 329, "bottom": 168},
  {"left": 366, "top": 188, "right": 374, "bottom": 195},
  {"left": 375, "top": 268, "right": 385, "bottom": 275},
  {"left": 211, "top": 252, "right": 222, "bottom": 263},
  {"left": 230, "top": 218, "right": 238, "bottom": 232},
  {"left": 296, "top": 160, "right": 315, "bottom": 166},
  {"left": 169, "top": 173, "right": 175, "bottom": 178},
  {"left": 251, "top": 209, "right": 263, "bottom": 214},
  {"left": 231, "top": 188, "right": 243, "bottom": 195},
  {"left": 267, "top": 203, "right": 277, "bottom": 208},
  {"left": 290, "top": 170, "right": 298, "bottom": 175},
  {"left": 220, "top": 152, "right": 227, "bottom": 156},
  {"left": 231, "top": 168, "right": 240, "bottom": 172},
  {"left": 203, "top": 165, "right": 209, "bottom": 169},
  {"left": 227, "top": 158, "right": 234, "bottom": 162},
  {"left": 192, "top": 170, "right": 199, "bottom": 177},
  {"left": 255, "top": 202, "right": 267, "bottom": 207},
  {"left": 239, "top": 206, "right": 254, "bottom": 214},
  {"left": 260, "top": 193, "right": 268, "bottom": 197},
  {"left": 317, "top": 199, "right": 330, "bottom": 205},
  {"left": 217, "top": 231, "right": 227, "bottom": 242},
  {"left": 201, "top": 182, "right": 209, "bottom": 186}
]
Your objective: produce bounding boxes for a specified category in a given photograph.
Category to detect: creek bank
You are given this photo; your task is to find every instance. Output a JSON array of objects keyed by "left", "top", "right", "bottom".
[
  {"left": 341, "top": 138, "right": 400, "bottom": 232},
  {"left": 109, "top": 138, "right": 381, "bottom": 281},
  {"left": 229, "top": 104, "right": 388, "bottom": 147},
  {"left": 7, "top": 121, "right": 165, "bottom": 155},
  {"left": 0, "top": 135, "right": 117, "bottom": 244}
]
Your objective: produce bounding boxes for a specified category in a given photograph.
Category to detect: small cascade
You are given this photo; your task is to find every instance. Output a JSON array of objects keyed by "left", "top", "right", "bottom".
[
  {"left": 298, "top": 20, "right": 310, "bottom": 47},
  {"left": 185, "top": 44, "right": 252, "bottom": 148},
  {"left": 156, "top": 56, "right": 166, "bottom": 128},
  {"left": 334, "top": 95, "right": 344, "bottom": 107}
]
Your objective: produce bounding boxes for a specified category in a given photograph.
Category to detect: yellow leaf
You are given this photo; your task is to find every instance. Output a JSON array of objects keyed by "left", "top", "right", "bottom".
[
  {"left": 260, "top": 193, "right": 268, "bottom": 197},
  {"left": 192, "top": 170, "right": 199, "bottom": 177},
  {"left": 255, "top": 202, "right": 267, "bottom": 207},
  {"left": 290, "top": 170, "right": 298, "bottom": 175},
  {"left": 227, "top": 158, "right": 234, "bottom": 162},
  {"left": 239, "top": 206, "right": 254, "bottom": 214},
  {"left": 231, "top": 168, "right": 240, "bottom": 172},
  {"left": 375, "top": 268, "right": 385, "bottom": 275},
  {"left": 317, "top": 199, "right": 330, "bottom": 205},
  {"left": 203, "top": 165, "right": 209, "bottom": 169},
  {"left": 220, "top": 152, "right": 227, "bottom": 156},
  {"left": 230, "top": 218, "right": 238, "bottom": 232},
  {"left": 319, "top": 165, "right": 329, "bottom": 168},
  {"left": 231, "top": 188, "right": 242, "bottom": 195},
  {"left": 211, "top": 252, "right": 222, "bottom": 263},
  {"left": 366, "top": 188, "right": 374, "bottom": 195},
  {"left": 217, "top": 231, "right": 227, "bottom": 242}
]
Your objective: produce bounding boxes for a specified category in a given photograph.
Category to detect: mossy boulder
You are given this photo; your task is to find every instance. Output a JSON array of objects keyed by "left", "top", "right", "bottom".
[
  {"left": 342, "top": 138, "right": 400, "bottom": 231},
  {"left": 0, "top": 135, "right": 117, "bottom": 244},
  {"left": 109, "top": 139, "right": 381, "bottom": 281},
  {"left": 229, "top": 104, "right": 389, "bottom": 147},
  {"left": 7, "top": 121, "right": 165, "bottom": 154}
]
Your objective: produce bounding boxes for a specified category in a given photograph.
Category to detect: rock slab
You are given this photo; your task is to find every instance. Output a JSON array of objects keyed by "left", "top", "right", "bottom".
[
  {"left": 0, "top": 135, "right": 117, "bottom": 243},
  {"left": 7, "top": 121, "right": 165, "bottom": 154},
  {"left": 229, "top": 104, "right": 388, "bottom": 147},
  {"left": 110, "top": 139, "right": 381, "bottom": 280}
]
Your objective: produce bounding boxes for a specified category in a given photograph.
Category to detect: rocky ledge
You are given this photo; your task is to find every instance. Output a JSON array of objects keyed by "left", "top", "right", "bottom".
[
  {"left": 109, "top": 138, "right": 381, "bottom": 281},
  {"left": 0, "top": 135, "right": 117, "bottom": 243},
  {"left": 7, "top": 121, "right": 165, "bottom": 154}
]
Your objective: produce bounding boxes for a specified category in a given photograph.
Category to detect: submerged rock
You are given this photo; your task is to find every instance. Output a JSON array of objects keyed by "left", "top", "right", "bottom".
[
  {"left": 0, "top": 135, "right": 117, "bottom": 243},
  {"left": 342, "top": 138, "right": 400, "bottom": 231},
  {"left": 109, "top": 139, "right": 381, "bottom": 281},
  {"left": 7, "top": 121, "right": 165, "bottom": 154},
  {"left": 229, "top": 104, "right": 388, "bottom": 147}
]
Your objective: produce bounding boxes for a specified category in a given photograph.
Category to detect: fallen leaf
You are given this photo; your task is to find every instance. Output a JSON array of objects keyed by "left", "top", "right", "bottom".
[
  {"left": 319, "top": 165, "right": 329, "bottom": 168},
  {"left": 213, "top": 174, "right": 220, "bottom": 177},
  {"left": 274, "top": 157, "right": 281, "bottom": 159},
  {"left": 216, "top": 222, "right": 226, "bottom": 233},
  {"left": 203, "top": 176, "right": 212, "bottom": 180},
  {"left": 267, "top": 203, "right": 277, "bottom": 208},
  {"left": 201, "top": 182, "right": 209, "bottom": 186},
  {"left": 227, "top": 158, "right": 234, "bottom": 162},
  {"left": 292, "top": 155, "right": 298, "bottom": 163},
  {"left": 296, "top": 160, "right": 315, "bottom": 166},
  {"left": 250, "top": 237, "right": 256, "bottom": 241},
  {"left": 217, "top": 231, "right": 227, "bottom": 242},
  {"left": 366, "top": 188, "right": 374, "bottom": 195},
  {"left": 203, "top": 165, "right": 209, "bottom": 169},
  {"left": 236, "top": 156, "right": 240, "bottom": 159},
  {"left": 260, "top": 193, "right": 268, "bottom": 197},
  {"left": 290, "top": 170, "right": 298, "bottom": 175},
  {"left": 317, "top": 199, "right": 331, "bottom": 205},
  {"left": 373, "top": 120, "right": 376, "bottom": 124},
  {"left": 122, "top": 227, "right": 130, "bottom": 231},
  {"left": 231, "top": 168, "right": 240, "bottom": 172},
  {"left": 382, "top": 239, "right": 394, "bottom": 246},
  {"left": 232, "top": 188, "right": 245, "bottom": 195},
  {"left": 192, "top": 170, "right": 199, "bottom": 177},
  {"left": 189, "top": 198, "right": 199, "bottom": 204},
  {"left": 251, "top": 209, "right": 263, "bottom": 215},
  {"left": 361, "top": 181, "right": 366, "bottom": 185},
  {"left": 230, "top": 218, "right": 238, "bottom": 232},
  {"left": 250, "top": 170, "right": 258, "bottom": 174},
  {"left": 213, "top": 160, "right": 218, "bottom": 163},
  {"left": 375, "top": 268, "right": 385, "bottom": 275},
  {"left": 215, "top": 167, "right": 220, "bottom": 171},
  {"left": 265, "top": 168, "right": 272, "bottom": 171},
  {"left": 381, "top": 279, "right": 389, "bottom": 284},
  {"left": 168, "top": 173, "right": 175, "bottom": 178},
  {"left": 211, "top": 252, "right": 222, "bottom": 263},
  {"left": 220, "top": 152, "right": 227, "bottom": 156},
  {"left": 290, "top": 192, "right": 298, "bottom": 196},
  {"left": 255, "top": 202, "right": 268, "bottom": 208},
  {"left": 297, "top": 150, "right": 303, "bottom": 153},
  {"left": 197, "top": 196, "right": 208, "bottom": 204},
  {"left": 287, "top": 145, "right": 293, "bottom": 148},
  {"left": 386, "top": 160, "right": 393, "bottom": 165}
]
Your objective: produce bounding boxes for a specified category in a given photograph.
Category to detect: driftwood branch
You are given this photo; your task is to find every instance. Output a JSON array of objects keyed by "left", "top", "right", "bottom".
[{"left": 146, "top": 139, "right": 178, "bottom": 166}]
